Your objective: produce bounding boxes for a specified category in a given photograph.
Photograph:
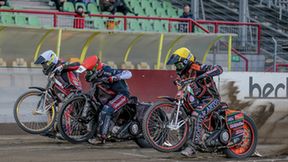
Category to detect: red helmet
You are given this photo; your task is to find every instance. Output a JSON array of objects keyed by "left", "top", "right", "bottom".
[{"left": 76, "top": 55, "right": 103, "bottom": 73}]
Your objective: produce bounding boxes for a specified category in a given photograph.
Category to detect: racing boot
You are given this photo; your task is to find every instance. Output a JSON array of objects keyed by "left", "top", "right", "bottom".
[
  {"left": 181, "top": 145, "right": 197, "bottom": 157},
  {"left": 97, "top": 105, "right": 114, "bottom": 143},
  {"left": 96, "top": 112, "right": 103, "bottom": 137},
  {"left": 100, "top": 115, "right": 112, "bottom": 143}
]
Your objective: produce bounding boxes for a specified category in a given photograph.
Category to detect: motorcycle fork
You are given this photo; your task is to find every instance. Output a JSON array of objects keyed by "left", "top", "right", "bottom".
[
  {"left": 36, "top": 91, "right": 55, "bottom": 114},
  {"left": 168, "top": 100, "right": 187, "bottom": 130}
]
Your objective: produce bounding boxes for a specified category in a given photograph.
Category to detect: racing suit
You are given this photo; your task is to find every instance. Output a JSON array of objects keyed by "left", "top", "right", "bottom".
[
  {"left": 96, "top": 65, "right": 132, "bottom": 140},
  {"left": 54, "top": 61, "right": 82, "bottom": 91},
  {"left": 179, "top": 62, "right": 223, "bottom": 146}
]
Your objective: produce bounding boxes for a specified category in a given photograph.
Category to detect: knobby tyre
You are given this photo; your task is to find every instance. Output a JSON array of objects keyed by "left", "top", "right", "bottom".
[
  {"left": 142, "top": 101, "right": 189, "bottom": 152},
  {"left": 57, "top": 95, "right": 97, "bottom": 144},
  {"left": 13, "top": 90, "right": 56, "bottom": 134},
  {"left": 224, "top": 114, "right": 258, "bottom": 158}
]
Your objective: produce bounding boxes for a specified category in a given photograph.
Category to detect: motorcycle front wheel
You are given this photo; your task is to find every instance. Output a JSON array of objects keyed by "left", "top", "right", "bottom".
[
  {"left": 142, "top": 101, "right": 189, "bottom": 152},
  {"left": 57, "top": 95, "right": 97, "bottom": 144},
  {"left": 13, "top": 90, "right": 56, "bottom": 134}
]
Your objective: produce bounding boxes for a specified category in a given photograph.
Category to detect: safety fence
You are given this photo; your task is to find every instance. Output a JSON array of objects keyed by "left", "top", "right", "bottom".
[{"left": 197, "top": 20, "right": 261, "bottom": 54}]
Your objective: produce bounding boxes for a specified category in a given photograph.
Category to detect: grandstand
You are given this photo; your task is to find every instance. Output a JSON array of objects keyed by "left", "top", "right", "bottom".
[{"left": 0, "top": 0, "right": 287, "bottom": 72}]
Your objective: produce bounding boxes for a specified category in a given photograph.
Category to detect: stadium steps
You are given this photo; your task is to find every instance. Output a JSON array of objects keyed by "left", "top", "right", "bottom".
[
  {"left": 9, "top": 0, "right": 56, "bottom": 11},
  {"left": 203, "top": 0, "right": 238, "bottom": 21},
  {"left": 207, "top": 0, "right": 288, "bottom": 63}
]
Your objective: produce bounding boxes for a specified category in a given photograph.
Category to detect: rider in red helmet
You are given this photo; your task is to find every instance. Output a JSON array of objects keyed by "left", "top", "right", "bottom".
[{"left": 77, "top": 55, "right": 132, "bottom": 143}]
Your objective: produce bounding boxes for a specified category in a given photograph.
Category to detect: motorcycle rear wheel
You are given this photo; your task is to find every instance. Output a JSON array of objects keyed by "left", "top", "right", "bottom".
[
  {"left": 57, "top": 95, "right": 97, "bottom": 144},
  {"left": 142, "top": 101, "right": 189, "bottom": 152},
  {"left": 224, "top": 114, "right": 258, "bottom": 158},
  {"left": 135, "top": 137, "right": 151, "bottom": 148},
  {"left": 13, "top": 90, "right": 56, "bottom": 134}
]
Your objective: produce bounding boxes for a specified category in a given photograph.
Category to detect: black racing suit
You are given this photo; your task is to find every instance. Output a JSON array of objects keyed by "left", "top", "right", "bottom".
[
  {"left": 94, "top": 65, "right": 132, "bottom": 139},
  {"left": 179, "top": 62, "right": 223, "bottom": 145}
]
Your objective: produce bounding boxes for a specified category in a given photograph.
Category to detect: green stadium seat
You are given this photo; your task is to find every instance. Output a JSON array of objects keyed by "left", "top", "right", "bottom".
[
  {"left": 0, "top": 6, "right": 11, "bottom": 10},
  {"left": 162, "top": 1, "right": 172, "bottom": 9},
  {"left": 151, "top": 1, "right": 161, "bottom": 8},
  {"left": 140, "top": 0, "right": 150, "bottom": 8},
  {"left": 140, "top": 20, "right": 153, "bottom": 31},
  {"left": 126, "top": 13, "right": 135, "bottom": 16},
  {"left": 102, "top": 11, "right": 112, "bottom": 15},
  {"left": 128, "top": 19, "right": 141, "bottom": 31},
  {"left": 177, "top": 8, "right": 183, "bottom": 16},
  {"left": 15, "top": 15, "right": 27, "bottom": 26},
  {"left": 1, "top": 15, "right": 14, "bottom": 24},
  {"left": 128, "top": 0, "right": 140, "bottom": 8},
  {"left": 125, "top": 0, "right": 132, "bottom": 4},
  {"left": 115, "top": 12, "right": 124, "bottom": 16},
  {"left": 155, "top": 8, "right": 166, "bottom": 17},
  {"left": 87, "top": 3, "right": 100, "bottom": 14},
  {"left": 144, "top": 8, "right": 156, "bottom": 16},
  {"left": 132, "top": 5, "right": 144, "bottom": 15},
  {"left": 28, "top": 16, "right": 40, "bottom": 27},
  {"left": 75, "top": 2, "right": 87, "bottom": 12},
  {"left": 13, "top": 6, "right": 23, "bottom": 10},
  {"left": 95, "top": 0, "right": 100, "bottom": 6},
  {"left": 167, "top": 8, "right": 178, "bottom": 17},
  {"left": 161, "top": 20, "right": 169, "bottom": 32},
  {"left": 63, "top": 2, "right": 75, "bottom": 12},
  {"left": 153, "top": 20, "right": 164, "bottom": 32},
  {"left": 93, "top": 18, "right": 106, "bottom": 29}
]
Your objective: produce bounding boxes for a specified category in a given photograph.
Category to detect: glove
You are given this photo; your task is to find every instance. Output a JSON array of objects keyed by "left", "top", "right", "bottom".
[
  {"left": 173, "top": 79, "right": 181, "bottom": 86},
  {"left": 175, "top": 78, "right": 195, "bottom": 87},
  {"left": 53, "top": 65, "right": 64, "bottom": 74},
  {"left": 108, "top": 76, "right": 120, "bottom": 83},
  {"left": 195, "top": 73, "right": 208, "bottom": 81}
]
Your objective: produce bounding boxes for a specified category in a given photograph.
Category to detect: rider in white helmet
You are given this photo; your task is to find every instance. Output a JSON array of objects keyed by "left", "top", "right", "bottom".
[{"left": 34, "top": 50, "right": 82, "bottom": 91}]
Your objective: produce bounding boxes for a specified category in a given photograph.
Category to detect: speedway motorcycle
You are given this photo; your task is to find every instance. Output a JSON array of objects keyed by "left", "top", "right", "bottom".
[
  {"left": 57, "top": 68, "right": 151, "bottom": 147},
  {"left": 142, "top": 79, "right": 257, "bottom": 158},
  {"left": 13, "top": 71, "right": 81, "bottom": 135}
]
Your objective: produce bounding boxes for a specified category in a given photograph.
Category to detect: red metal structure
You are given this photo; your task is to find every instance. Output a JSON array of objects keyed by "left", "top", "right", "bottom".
[{"left": 276, "top": 64, "right": 288, "bottom": 72}]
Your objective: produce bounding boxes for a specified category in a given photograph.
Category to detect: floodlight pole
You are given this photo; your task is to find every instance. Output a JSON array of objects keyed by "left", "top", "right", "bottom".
[
  {"left": 191, "top": 0, "right": 199, "bottom": 20},
  {"left": 239, "top": 0, "right": 248, "bottom": 47},
  {"left": 272, "top": 37, "right": 277, "bottom": 72}
]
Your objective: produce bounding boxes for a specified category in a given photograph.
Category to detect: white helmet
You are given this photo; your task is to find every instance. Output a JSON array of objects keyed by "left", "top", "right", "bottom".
[{"left": 34, "top": 50, "right": 59, "bottom": 75}]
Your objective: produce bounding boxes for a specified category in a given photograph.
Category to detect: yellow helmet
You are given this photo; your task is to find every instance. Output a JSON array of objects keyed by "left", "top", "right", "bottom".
[
  {"left": 167, "top": 47, "right": 195, "bottom": 65},
  {"left": 167, "top": 47, "right": 196, "bottom": 75}
]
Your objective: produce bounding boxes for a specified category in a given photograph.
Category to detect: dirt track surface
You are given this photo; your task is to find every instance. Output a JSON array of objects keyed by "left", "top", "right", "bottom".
[{"left": 0, "top": 135, "right": 287, "bottom": 162}]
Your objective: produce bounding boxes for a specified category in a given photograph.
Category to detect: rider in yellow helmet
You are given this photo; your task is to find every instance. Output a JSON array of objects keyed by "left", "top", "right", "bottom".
[{"left": 167, "top": 47, "right": 223, "bottom": 157}]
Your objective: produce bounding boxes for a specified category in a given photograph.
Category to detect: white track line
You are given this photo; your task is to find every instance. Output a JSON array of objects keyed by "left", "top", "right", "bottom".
[{"left": 119, "top": 152, "right": 149, "bottom": 158}]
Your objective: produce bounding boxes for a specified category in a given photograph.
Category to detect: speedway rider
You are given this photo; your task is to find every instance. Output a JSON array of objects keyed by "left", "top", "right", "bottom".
[
  {"left": 76, "top": 55, "right": 132, "bottom": 143},
  {"left": 34, "top": 50, "right": 82, "bottom": 91},
  {"left": 166, "top": 47, "right": 223, "bottom": 157}
]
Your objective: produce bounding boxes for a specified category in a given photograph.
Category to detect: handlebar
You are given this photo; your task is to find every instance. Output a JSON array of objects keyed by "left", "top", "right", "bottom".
[
  {"left": 48, "top": 72, "right": 55, "bottom": 80},
  {"left": 174, "top": 78, "right": 195, "bottom": 89},
  {"left": 175, "top": 75, "right": 208, "bottom": 89}
]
